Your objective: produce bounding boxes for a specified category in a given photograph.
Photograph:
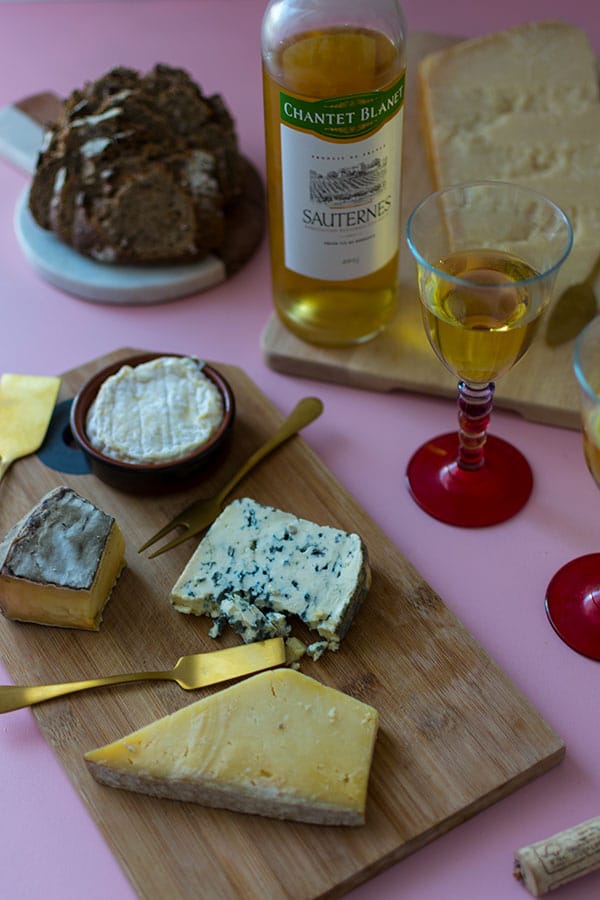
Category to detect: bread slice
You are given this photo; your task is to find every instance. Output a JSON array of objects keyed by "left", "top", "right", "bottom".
[
  {"left": 85, "top": 668, "right": 379, "bottom": 825},
  {"left": 28, "top": 65, "right": 242, "bottom": 264},
  {"left": 418, "top": 20, "right": 600, "bottom": 293}
]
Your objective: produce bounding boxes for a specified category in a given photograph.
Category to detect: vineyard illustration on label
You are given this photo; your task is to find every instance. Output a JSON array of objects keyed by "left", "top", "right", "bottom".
[{"left": 309, "top": 156, "right": 387, "bottom": 207}]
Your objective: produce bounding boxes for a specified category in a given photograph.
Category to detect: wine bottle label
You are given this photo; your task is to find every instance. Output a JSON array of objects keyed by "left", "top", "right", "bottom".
[{"left": 279, "top": 74, "right": 405, "bottom": 281}]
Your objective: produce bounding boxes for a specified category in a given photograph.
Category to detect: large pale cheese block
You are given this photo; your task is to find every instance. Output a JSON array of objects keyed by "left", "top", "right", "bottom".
[
  {"left": 418, "top": 21, "right": 600, "bottom": 295},
  {"left": 170, "top": 497, "right": 370, "bottom": 650},
  {"left": 84, "top": 668, "right": 379, "bottom": 826},
  {"left": 0, "top": 486, "right": 126, "bottom": 629}
]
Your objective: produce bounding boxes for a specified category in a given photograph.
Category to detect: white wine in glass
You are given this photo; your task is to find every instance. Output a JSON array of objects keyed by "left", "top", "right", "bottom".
[{"left": 406, "top": 181, "right": 573, "bottom": 527}]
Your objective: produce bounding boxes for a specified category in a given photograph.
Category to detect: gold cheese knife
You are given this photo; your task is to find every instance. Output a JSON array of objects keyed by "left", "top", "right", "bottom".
[
  {"left": 0, "top": 637, "right": 285, "bottom": 713},
  {"left": 0, "top": 373, "right": 61, "bottom": 481}
]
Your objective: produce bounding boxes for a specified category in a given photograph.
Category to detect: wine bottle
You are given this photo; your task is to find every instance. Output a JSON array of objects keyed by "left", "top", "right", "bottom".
[{"left": 261, "top": 0, "right": 407, "bottom": 346}]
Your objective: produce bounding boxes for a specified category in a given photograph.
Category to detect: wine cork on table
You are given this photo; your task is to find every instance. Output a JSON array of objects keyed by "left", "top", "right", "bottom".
[{"left": 514, "top": 816, "right": 600, "bottom": 896}]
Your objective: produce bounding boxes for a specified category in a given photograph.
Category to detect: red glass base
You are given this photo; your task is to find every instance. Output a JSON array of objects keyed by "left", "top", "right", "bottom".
[
  {"left": 545, "top": 554, "right": 600, "bottom": 660},
  {"left": 406, "top": 432, "right": 533, "bottom": 527}
]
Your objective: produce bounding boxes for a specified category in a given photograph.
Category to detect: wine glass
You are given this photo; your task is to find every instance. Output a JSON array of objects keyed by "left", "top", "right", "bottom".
[
  {"left": 546, "top": 315, "right": 600, "bottom": 659},
  {"left": 405, "top": 181, "right": 573, "bottom": 527}
]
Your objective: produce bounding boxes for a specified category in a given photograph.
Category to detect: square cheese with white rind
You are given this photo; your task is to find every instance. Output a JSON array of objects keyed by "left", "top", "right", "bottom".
[
  {"left": 84, "top": 667, "right": 379, "bottom": 825},
  {"left": 169, "top": 497, "right": 370, "bottom": 648},
  {"left": 0, "top": 486, "right": 126, "bottom": 630}
]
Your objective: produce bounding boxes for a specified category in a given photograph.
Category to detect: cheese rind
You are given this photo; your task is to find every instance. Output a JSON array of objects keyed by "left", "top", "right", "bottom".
[
  {"left": 170, "top": 497, "right": 370, "bottom": 648},
  {"left": 0, "top": 486, "right": 126, "bottom": 629},
  {"left": 84, "top": 668, "right": 379, "bottom": 825}
]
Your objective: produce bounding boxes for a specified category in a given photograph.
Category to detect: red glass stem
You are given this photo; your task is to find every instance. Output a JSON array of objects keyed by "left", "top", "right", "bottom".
[{"left": 456, "top": 381, "right": 494, "bottom": 470}]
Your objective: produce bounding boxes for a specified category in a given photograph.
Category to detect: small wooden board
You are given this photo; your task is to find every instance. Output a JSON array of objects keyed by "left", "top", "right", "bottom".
[
  {"left": 0, "top": 348, "right": 564, "bottom": 899},
  {"left": 261, "top": 32, "right": 581, "bottom": 430}
]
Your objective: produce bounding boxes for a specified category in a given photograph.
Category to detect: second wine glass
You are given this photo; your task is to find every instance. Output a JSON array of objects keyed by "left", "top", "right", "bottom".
[
  {"left": 546, "top": 315, "right": 600, "bottom": 660},
  {"left": 405, "top": 181, "right": 573, "bottom": 527}
]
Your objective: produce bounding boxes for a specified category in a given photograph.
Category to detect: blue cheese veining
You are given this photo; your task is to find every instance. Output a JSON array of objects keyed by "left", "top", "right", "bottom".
[
  {"left": 169, "top": 497, "right": 371, "bottom": 650},
  {"left": 86, "top": 356, "right": 224, "bottom": 463}
]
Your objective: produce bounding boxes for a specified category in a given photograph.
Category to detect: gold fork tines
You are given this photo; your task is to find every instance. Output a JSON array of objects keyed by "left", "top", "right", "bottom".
[{"left": 139, "top": 396, "right": 323, "bottom": 557}]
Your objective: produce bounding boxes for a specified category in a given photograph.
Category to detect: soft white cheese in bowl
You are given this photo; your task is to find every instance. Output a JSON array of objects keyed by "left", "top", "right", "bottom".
[
  {"left": 86, "top": 355, "right": 224, "bottom": 463},
  {"left": 70, "top": 353, "right": 235, "bottom": 491}
]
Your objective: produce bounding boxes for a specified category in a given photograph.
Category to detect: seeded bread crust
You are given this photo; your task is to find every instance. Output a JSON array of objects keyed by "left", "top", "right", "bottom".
[{"left": 29, "top": 64, "right": 242, "bottom": 264}]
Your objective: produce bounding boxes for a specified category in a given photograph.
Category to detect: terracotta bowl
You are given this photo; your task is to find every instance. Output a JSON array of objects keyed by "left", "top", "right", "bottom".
[{"left": 69, "top": 352, "right": 235, "bottom": 492}]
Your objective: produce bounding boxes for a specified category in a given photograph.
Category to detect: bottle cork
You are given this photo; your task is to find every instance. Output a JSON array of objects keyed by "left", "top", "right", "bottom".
[{"left": 514, "top": 816, "right": 600, "bottom": 896}]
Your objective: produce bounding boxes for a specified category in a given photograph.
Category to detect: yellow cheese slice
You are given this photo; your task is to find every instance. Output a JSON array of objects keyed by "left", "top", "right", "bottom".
[
  {"left": 0, "top": 486, "right": 126, "bottom": 630},
  {"left": 85, "top": 668, "right": 379, "bottom": 825}
]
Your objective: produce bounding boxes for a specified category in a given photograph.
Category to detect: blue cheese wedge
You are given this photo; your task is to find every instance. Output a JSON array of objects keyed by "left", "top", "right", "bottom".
[
  {"left": 85, "top": 355, "right": 224, "bottom": 463},
  {"left": 170, "top": 497, "right": 370, "bottom": 649},
  {"left": 84, "top": 668, "right": 379, "bottom": 825},
  {"left": 0, "top": 486, "right": 125, "bottom": 630}
]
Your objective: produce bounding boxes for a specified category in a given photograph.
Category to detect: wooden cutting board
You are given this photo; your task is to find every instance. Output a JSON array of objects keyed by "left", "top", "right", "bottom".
[
  {"left": 261, "top": 32, "right": 582, "bottom": 430},
  {"left": 0, "top": 348, "right": 564, "bottom": 899}
]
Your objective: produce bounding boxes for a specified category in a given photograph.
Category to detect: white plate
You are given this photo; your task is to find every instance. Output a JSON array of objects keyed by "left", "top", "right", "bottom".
[{"left": 14, "top": 187, "right": 226, "bottom": 306}]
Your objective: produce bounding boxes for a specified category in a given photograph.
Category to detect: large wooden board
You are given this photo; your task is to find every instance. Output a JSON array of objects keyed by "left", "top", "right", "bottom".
[
  {"left": 261, "top": 32, "right": 581, "bottom": 430},
  {"left": 0, "top": 348, "right": 564, "bottom": 899}
]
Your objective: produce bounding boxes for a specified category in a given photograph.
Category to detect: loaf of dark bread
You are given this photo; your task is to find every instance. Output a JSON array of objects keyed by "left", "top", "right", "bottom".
[{"left": 28, "top": 64, "right": 243, "bottom": 264}]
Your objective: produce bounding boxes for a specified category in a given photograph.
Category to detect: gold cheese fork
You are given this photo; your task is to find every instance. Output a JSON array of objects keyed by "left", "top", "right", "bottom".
[
  {"left": 0, "top": 638, "right": 285, "bottom": 713},
  {"left": 139, "top": 395, "right": 323, "bottom": 558}
]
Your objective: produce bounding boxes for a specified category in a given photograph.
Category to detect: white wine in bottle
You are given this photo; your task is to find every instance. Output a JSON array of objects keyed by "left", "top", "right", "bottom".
[{"left": 262, "top": 0, "right": 407, "bottom": 346}]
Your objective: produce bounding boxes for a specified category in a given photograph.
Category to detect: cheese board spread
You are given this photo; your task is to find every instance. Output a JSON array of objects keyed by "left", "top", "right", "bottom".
[{"left": 0, "top": 348, "right": 565, "bottom": 899}]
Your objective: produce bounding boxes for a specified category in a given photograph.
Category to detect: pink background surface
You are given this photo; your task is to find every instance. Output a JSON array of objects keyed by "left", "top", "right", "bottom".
[{"left": 1, "top": 1, "right": 600, "bottom": 898}]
